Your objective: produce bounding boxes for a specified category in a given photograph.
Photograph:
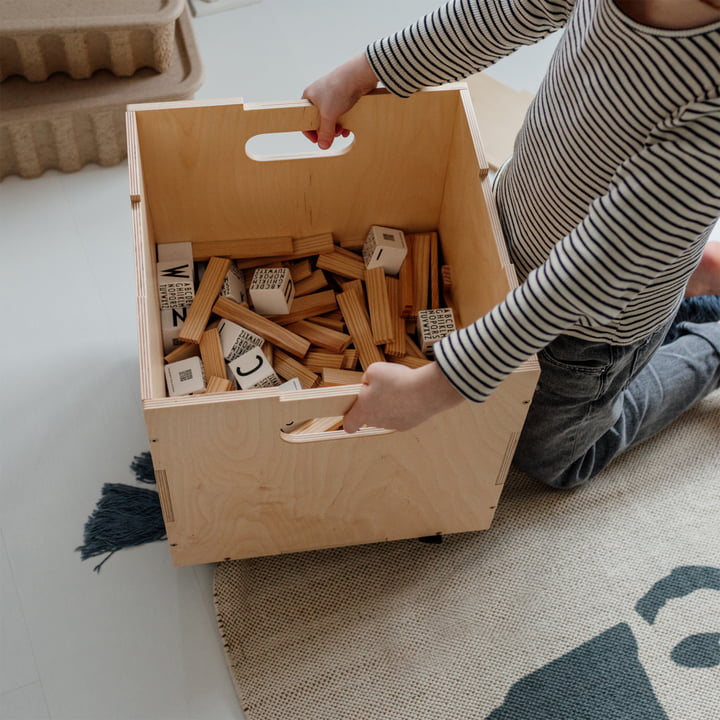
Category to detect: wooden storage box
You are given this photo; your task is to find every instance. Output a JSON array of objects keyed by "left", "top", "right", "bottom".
[{"left": 127, "top": 87, "right": 539, "bottom": 566}]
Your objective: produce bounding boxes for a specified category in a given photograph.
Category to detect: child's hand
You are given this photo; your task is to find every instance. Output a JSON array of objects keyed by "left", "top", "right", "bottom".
[
  {"left": 343, "top": 361, "right": 465, "bottom": 433},
  {"left": 302, "top": 53, "right": 379, "bottom": 150}
]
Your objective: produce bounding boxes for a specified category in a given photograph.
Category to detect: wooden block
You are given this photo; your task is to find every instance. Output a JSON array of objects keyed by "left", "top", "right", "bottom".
[
  {"left": 316, "top": 247, "right": 366, "bottom": 280},
  {"left": 362, "top": 225, "right": 408, "bottom": 275},
  {"left": 291, "top": 416, "right": 345, "bottom": 433},
  {"left": 429, "top": 231, "right": 440, "bottom": 309},
  {"left": 408, "top": 232, "right": 432, "bottom": 315},
  {"left": 285, "top": 320, "right": 351, "bottom": 353},
  {"left": 249, "top": 267, "right": 295, "bottom": 315},
  {"left": 157, "top": 259, "right": 195, "bottom": 311},
  {"left": 339, "top": 235, "right": 365, "bottom": 251},
  {"left": 404, "top": 334, "right": 426, "bottom": 359},
  {"left": 365, "top": 266, "right": 395, "bottom": 345},
  {"left": 303, "top": 351, "right": 345, "bottom": 373},
  {"left": 322, "top": 368, "right": 364, "bottom": 386},
  {"left": 417, "top": 307, "right": 456, "bottom": 355},
  {"left": 273, "top": 349, "right": 321, "bottom": 389},
  {"left": 342, "top": 348, "right": 359, "bottom": 370},
  {"left": 289, "top": 258, "right": 313, "bottom": 283},
  {"left": 389, "top": 355, "right": 432, "bottom": 369},
  {"left": 217, "top": 318, "right": 264, "bottom": 362},
  {"left": 213, "top": 296, "right": 310, "bottom": 358},
  {"left": 309, "top": 314, "right": 346, "bottom": 332},
  {"left": 165, "top": 356, "right": 206, "bottom": 396},
  {"left": 164, "top": 341, "right": 200, "bottom": 364},
  {"left": 294, "top": 269, "right": 328, "bottom": 297},
  {"left": 398, "top": 239, "right": 415, "bottom": 318},
  {"left": 261, "top": 342, "right": 274, "bottom": 366},
  {"left": 191, "top": 236, "right": 293, "bottom": 261},
  {"left": 161, "top": 306, "right": 188, "bottom": 353},
  {"left": 235, "top": 233, "right": 335, "bottom": 269},
  {"left": 383, "top": 275, "right": 406, "bottom": 358},
  {"left": 206, "top": 376, "right": 234, "bottom": 393},
  {"left": 228, "top": 347, "right": 281, "bottom": 389},
  {"left": 199, "top": 328, "right": 227, "bottom": 379},
  {"left": 336, "top": 287, "right": 385, "bottom": 371},
  {"left": 179, "top": 256, "right": 232, "bottom": 344},
  {"left": 267, "top": 290, "right": 338, "bottom": 326}
]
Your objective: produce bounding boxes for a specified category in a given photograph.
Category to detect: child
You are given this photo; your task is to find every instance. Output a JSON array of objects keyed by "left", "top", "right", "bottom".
[{"left": 302, "top": 0, "right": 720, "bottom": 488}]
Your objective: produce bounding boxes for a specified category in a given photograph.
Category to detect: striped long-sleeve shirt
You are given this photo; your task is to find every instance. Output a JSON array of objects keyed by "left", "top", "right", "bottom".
[{"left": 367, "top": 0, "right": 720, "bottom": 403}]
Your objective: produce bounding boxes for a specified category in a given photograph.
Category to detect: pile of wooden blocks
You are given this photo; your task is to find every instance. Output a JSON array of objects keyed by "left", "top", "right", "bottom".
[{"left": 160, "top": 226, "right": 458, "bottom": 429}]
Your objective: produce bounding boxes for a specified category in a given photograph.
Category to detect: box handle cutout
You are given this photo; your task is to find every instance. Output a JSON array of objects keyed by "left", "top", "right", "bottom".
[
  {"left": 278, "top": 386, "right": 393, "bottom": 443},
  {"left": 245, "top": 131, "right": 354, "bottom": 162}
]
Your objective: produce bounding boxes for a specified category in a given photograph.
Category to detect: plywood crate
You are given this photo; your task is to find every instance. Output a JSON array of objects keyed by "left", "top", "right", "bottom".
[{"left": 127, "top": 86, "right": 539, "bottom": 566}]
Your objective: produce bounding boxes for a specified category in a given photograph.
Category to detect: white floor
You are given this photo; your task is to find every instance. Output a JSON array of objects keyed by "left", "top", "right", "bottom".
[{"left": 1, "top": 2, "right": 716, "bottom": 719}]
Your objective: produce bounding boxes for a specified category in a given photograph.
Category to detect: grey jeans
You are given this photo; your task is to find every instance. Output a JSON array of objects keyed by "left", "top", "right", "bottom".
[{"left": 513, "top": 320, "right": 720, "bottom": 488}]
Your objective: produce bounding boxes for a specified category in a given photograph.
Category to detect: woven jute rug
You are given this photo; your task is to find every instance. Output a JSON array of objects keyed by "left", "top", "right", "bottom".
[{"left": 214, "top": 391, "right": 720, "bottom": 720}]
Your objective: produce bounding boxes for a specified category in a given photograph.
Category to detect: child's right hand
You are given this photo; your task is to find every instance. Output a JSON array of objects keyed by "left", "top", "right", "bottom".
[{"left": 302, "top": 53, "right": 379, "bottom": 150}]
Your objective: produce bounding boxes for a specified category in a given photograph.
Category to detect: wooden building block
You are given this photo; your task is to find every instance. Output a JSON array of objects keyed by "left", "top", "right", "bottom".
[
  {"left": 389, "top": 355, "right": 432, "bottom": 369},
  {"left": 362, "top": 225, "right": 407, "bottom": 275},
  {"left": 285, "top": 320, "right": 351, "bottom": 353},
  {"left": 179, "top": 256, "right": 231, "bottom": 344},
  {"left": 164, "top": 341, "right": 200, "bottom": 364},
  {"left": 336, "top": 287, "right": 385, "bottom": 371},
  {"left": 213, "top": 297, "right": 310, "bottom": 358},
  {"left": 267, "top": 290, "right": 338, "bottom": 326},
  {"left": 289, "top": 258, "right": 313, "bottom": 283},
  {"left": 228, "top": 347, "right": 281, "bottom": 389},
  {"left": 217, "top": 318, "right": 264, "bottom": 362},
  {"left": 273, "top": 349, "right": 321, "bottom": 389},
  {"left": 190, "top": 236, "right": 293, "bottom": 260},
  {"left": 294, "top": 269, "right": 328, "bottom": 297},
  {"left": 316, "top": 247, "right": 366, "bottom": 280},
  {"left": 157, "top": 241, "right": 193, "bottom": 263},
  {"left": 405, "top": 334, "right": 426, "bottom": 359},
  {"left": 206, "top": 376, "right": 234, "bottom": 393},
  {"left": 342, "top": 348, "right": 359, "bottom": 370},
  {"left": 398, "top": 240, "right": 415, "bottom": 318},
  {"left": 220, "top": 263, "right": 247, "bottom": 304},
  {"left": 249, "top": 267, "right": 295, "bottom": 315},
  {"left": 365, "top": 266, "right": 395, "bottom": 345},
  {"left": 408, "top": 232, "right": 432, "bottom": 315},
  {"left": 307, "top": 314, "right": 346, "bottom": 332},
  {"left": 291, "top": 416, "right": 345, "bottom": 434},
  {"left": 384, "top": 275, "right": 406, "bottom": 358},
  {"left": 261, "top": 341, "right": 274, "bottom": 366},
  {"left": 322, "top": 368, "right": 364, "bottom": 386},
  {"left": 417, "top": 307, "right": 456, "bottom": 355},
  {"left": 165, "top": 356, "right": 205, "bottom": 396},
  {"left": 303, "top": 351, "right": 345, "bottom": 373},
  {"left": 234, "top": 233, "right": 335, "bottom": 269},
  {"left": 199, "top": 328, "right": 227, "bottom": 379}
]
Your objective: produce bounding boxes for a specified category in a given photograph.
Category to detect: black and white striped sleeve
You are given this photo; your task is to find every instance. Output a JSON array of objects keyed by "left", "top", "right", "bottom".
[
  {"left": 434, "top": 99, "right": 720, "bottom": 402},
  {"left": 366, "top": 0, "right": 573, "bottom": 97}
]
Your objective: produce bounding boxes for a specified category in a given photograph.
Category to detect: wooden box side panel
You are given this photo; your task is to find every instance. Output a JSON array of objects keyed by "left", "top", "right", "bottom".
[
  {"left": 143, "top": 367, "right": 536, "bottom": 566},
  {"left": 127, "top": 110, "right": 165, "bottom": 401},
  {"left": 132, "top": 90, "right": 460, "bottom": 248},
  {"left": 438, "top": 89, "right": 517, "bottom": 328}
]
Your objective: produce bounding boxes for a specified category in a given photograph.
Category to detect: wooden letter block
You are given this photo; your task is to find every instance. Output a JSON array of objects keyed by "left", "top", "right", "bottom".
[
  {"left": 213, "top": 297, "right": 310, "bottom": 358},
  {"left": 217, "top": 318, "right": 264, "bottom": 362},
  {"left": 249, "top": 267, "right": 295, "bottom": 315},
  {"left": 278, "top": 377, "right": 303, "bottom": 391},
  {"left": 228, "top": 348, "right": 281, "bottom": 389},
  {"left": 161, "top": 306, "right": 188, "bottom": 353},
  {"left": 157, "top": 241, "right": 193, "bottom": 263},
  {"left": 365, "top": 266, "right": 395, "bottom": 345},
  {"left": 363, "top": 225, "right": 407, "bottom": 275},
  {"left": 165, "top": 356, "right": 205, "bottom": 396},
  {"left": 417, "top": 307, "right": 456, "bottom": 355},
  {"left": 179, "top": 256, "right": 231, "bottom": 344},
  {"left": 157, "top": 259, "right": 195, "bottom": 310},
  {"left": 336, "top": 287, "right": 385, "bottom": 371},
  {"left": 221, "top": 263, "right": 247, "bottom": 304}
]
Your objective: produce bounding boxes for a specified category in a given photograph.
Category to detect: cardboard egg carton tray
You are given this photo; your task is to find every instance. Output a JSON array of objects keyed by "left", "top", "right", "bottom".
[
  {"left": 0, "top": 7, "right": 203, "bottom": 180},
  {"left": 0, "top": 0, "right": 186, "bottom": 81}
]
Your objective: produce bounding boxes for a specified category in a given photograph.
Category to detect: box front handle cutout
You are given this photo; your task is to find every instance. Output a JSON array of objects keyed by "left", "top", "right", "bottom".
[
  {"left": 245, "top": 131, "right": 354, "bottom": 163},
  {"left": 279, "top": 386, "right": 394, "bottom": 443}
]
